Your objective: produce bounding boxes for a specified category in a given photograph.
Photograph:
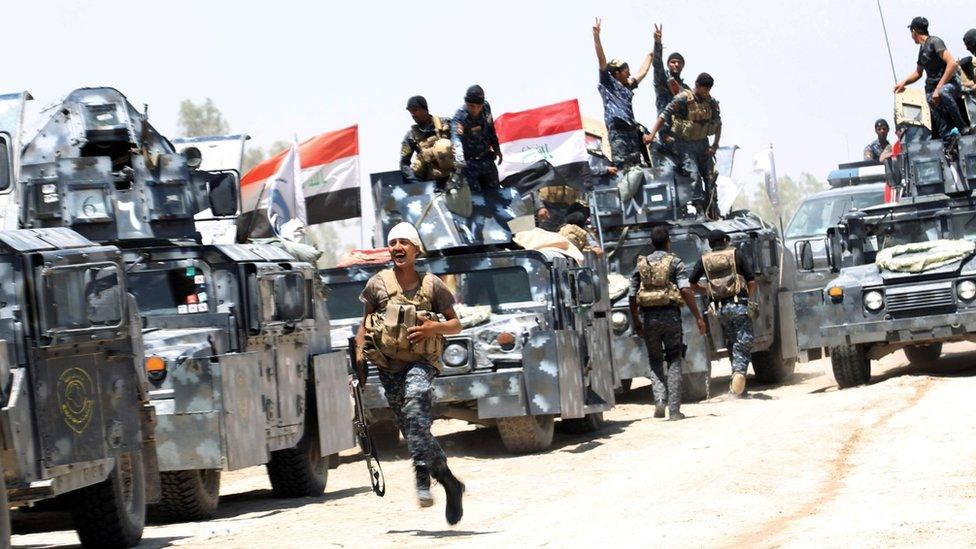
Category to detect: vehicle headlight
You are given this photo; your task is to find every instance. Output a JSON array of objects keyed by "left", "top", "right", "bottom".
[
  {"left": 863, "top": 290, "right": 884, "bottom": 311},
  {"left": 611, "top": 311, "right": 630, "bottom": 334},
  {"left": 957, "top": 280, "right": 976, "bottom": 301},
  {"left": 442, "top": 343, "right": 469, "bottom": 367}
]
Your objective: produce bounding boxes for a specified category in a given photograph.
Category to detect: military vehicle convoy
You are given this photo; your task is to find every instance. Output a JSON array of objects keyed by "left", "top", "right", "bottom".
[
  {"left": 0, "top": 92, "right": 156, "bottom": 547},
  {"left": 794, "top": 92, "right": 976, "bottom": 387},
  {"left": 321, "top": 173, "right": 614, "bottom": 454},
  {"left": 591, "top": 145, "right": 795, "bottom": 398},
  {"left": 9, "top": 87, "right": 354, "bottom": 523}
]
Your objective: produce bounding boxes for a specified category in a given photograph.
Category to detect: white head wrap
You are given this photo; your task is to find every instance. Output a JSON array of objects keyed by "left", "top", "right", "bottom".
[{"left": 386, "top": 222, "right": 423, "bottom": 248}]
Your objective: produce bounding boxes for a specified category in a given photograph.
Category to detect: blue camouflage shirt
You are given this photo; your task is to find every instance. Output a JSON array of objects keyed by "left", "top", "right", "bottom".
[
  {"left": 451, "top": 103, "right": 500, "bottom": 164},
  {"left": 598, "top": 69, "right": 638, "bottom": 127}
]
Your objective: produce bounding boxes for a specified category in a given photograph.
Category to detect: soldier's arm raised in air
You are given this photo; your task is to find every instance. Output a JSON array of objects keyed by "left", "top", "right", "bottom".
[
  {"left": 633, "top": 51, "right": 653, "bottom": 86},
  {"left": 400, "top": 132, "right": 417, "bottom": 180},
  {"left": 652, "top": 26, "right": 666, "bottom": 90},
  {"left": 593, "top": 18, "right": 607, "bottom": 71}
]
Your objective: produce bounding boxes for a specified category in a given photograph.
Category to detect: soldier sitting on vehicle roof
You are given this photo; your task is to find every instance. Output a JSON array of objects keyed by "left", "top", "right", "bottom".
[
  {"left": 400, "top": 95, "right": 454, "bottom": 185},
  {"left": 558, "top": 211, "right": 603, "bottom": 256}
]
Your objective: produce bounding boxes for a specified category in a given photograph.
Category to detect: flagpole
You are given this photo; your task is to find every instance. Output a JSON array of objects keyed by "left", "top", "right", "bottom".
[{"left": 768, "top": 144, "right": 787, "bottom": 289}]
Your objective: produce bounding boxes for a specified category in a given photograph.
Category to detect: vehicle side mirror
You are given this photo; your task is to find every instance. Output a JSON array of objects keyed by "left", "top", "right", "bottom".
[
  {"left": 207, "top": 171, "right": 240, "bottom": 217},
  {"left": 826, "top": 228, "right": 843, "bottom": 273},
  {"left": 0, "top": 134, "right": 11, "bottom": 191},
  {"left": 575, "top": 269, "right": 599, "bottom": 305},
  {"left": 798, "top": 240, "right": 815, "bottom": 271}
]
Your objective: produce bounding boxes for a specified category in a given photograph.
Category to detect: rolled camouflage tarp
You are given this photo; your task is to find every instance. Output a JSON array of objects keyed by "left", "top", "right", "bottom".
[
  {"left": 454, "top": 304, "right": 492, "bottom": 328},
  {"left": 875, "top": 239, "right": 976, "bottom": 273},
  {"left": 608, "top": 272, "right": 630, "bottom": 302}
]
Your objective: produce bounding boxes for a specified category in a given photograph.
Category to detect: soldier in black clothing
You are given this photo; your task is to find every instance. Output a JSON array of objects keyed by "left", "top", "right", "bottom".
[
  {"left": 894, "top": 17, "right": 966, "bottom": 138},
  {"left": 652, "top": 23, "right": 688, "bottom": 115}
]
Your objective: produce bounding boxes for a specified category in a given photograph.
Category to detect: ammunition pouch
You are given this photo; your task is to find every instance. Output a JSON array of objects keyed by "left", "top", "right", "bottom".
[
  {"left": 364, "top": 270, "right": 445, "bottom": 370},
  {"left": 539, "top": 185, "right": 580, "bottom": 206}
]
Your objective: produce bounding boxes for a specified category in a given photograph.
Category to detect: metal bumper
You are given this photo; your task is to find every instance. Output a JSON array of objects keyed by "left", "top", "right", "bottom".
[
  {"left": 820, "top": 309, "right": 976, "bottom": 347},
  {"left": 363, "top": 369, "right": 532, "bottom": 420}
]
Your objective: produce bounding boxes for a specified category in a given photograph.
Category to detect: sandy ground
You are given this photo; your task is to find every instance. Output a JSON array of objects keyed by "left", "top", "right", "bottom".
[{"left": 12, "top": 344, "right": 976, "bottom": 548}]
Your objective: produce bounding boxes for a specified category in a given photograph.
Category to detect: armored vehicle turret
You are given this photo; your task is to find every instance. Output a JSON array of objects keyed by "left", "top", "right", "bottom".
[{"left": 14, "top": 88, "right": 354, "bottom": 522}]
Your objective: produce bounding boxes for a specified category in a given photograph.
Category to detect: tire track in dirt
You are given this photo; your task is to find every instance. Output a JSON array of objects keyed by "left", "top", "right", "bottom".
[{"left": 725, "top": 378, "right": 933, "bottom": 548}]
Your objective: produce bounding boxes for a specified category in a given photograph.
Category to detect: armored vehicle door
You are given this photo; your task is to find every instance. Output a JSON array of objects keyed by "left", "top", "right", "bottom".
[
  {"left": 27, "top": 247, "right": 142, "bottom": 469},
  {"left": 740, "top": 233, "right": 778, "bottom": 349},
  {"left": 0, "top": 92, "right": 31, "bottom": 230}
]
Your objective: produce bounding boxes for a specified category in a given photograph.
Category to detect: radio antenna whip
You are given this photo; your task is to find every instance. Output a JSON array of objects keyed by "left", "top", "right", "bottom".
[{"left": 876, "top": 0, "right": 898, "bottom": 83}]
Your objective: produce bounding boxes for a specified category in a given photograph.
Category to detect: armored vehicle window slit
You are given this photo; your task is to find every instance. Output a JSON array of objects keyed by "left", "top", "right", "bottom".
[
  {"left": 0, "top": 133, "right": 11, "bottom": 191},
  {"left": 39, "top": 264, "right": 123, "bottom": 332}
]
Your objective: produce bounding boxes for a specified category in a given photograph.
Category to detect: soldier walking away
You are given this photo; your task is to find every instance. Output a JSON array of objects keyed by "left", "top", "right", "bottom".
[
  {"left": 652, "top": 23, "right": 688, "bottom": 115},
  {"left": 863, "top": 119, "right": 891, "bottom": 161},
  {"left": 592, "top": 17, "right": 652, "bottom": 170},
  {"left": 401, "top": 95, "right": 454, "bottom": 184},
  {"left": 689, "top": 230, "right": 756, "bottom": 397},
  {"left": 629, "top": 226, "right": 707, "bottom": 420},
  {"left": 645, "top": 73, "right": 722, "bottom": 215},
  {"left": 356, "top": 222, "right": 466, "bottom": 524},
  {"left": 894, "top": 17, "right": 966, "bottom": 138},
  {"left": 451, "top": 85, "right": 512, "bottom": 222}
]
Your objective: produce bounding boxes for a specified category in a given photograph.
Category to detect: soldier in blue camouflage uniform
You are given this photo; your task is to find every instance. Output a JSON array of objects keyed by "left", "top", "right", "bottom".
[
  {"left": 863, "top": 119, "right": 891, "bottom": 161},
  {"left": 690, "top": 230, "right": 757, "bottom": 397},
  {"left": 356, "top": 223, "right": 466, "bottom": 524},
  {"left": 629, "top": 227, "right": 706, "bottom": 420},
  {"left": 451, "top": 85, "right": 514, "bottom": 225},
  {"left": 592, "top": 18, "right": 652, "bottom": 169}
]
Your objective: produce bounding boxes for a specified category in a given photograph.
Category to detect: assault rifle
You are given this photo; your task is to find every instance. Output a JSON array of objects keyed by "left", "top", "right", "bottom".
[{"left": 348, "top": 336, "right": 386, "bottom": 497}]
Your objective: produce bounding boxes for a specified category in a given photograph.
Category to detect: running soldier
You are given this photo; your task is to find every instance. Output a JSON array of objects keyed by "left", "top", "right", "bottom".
[
  {"left": 894, "top": 17, "right": 966, "bottom": 138},
  {"left": 592, "top": 17, "right": 652, "bottom": 169},
  {"left": 356, "top": 222, "right": 466, "bottom": 524},
  {"left": 689, "top": 229, "right": 756, "bottom": 397},
  {"left": 400, "top": 95, "right": 454, "bottom": 184},
  {"left": 629, "top": 226, "right": 707, "bottom": 419}
]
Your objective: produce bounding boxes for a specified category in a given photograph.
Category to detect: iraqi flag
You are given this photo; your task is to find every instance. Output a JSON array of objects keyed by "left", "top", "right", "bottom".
[
  {"left": 238, "top": 125, "right": 361, "bottom": 240},
  {"left": 495, "top": 99, "right": 590, "bottom": 195}
]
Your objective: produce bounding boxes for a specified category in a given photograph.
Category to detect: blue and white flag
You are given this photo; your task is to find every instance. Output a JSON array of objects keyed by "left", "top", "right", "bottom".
[{"left": 267, "top": 138, "right": 307, "bottom": 241}]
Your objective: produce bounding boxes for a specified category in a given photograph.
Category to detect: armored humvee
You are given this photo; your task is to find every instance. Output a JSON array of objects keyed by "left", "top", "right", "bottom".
[
  {"left": 793, "top": 90, "right": 976, "bottom": 387},
  {"left": 12, "top": 87, "right": 354, "bottom": 521},
  {"left": 321, "top": 172, "right": 615, "bottom": 454},
  {"left": 0, "top": 92, "right": 155, "bottom": 548},
  {"left": 591, "top": 143, "right": 795, "bottom": 398}
]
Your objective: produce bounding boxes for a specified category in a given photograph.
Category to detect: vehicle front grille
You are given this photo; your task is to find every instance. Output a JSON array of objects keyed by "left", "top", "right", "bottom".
[{"left": 885, "top": 282, "right": 956, "bottom": 318}]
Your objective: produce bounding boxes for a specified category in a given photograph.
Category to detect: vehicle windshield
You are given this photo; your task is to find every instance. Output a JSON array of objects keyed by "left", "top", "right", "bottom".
[
  {"left": 128, "top": 266, "right": 211, "bottom": 316},
  {"left": 327, "top": 265, "right": 537, "bottom": 318},
  {"left": 877, "top": 219, "right": 942, "bottom": 249},
  {"left": 786, "top": 190, "right": 886, "bottom": 239}
]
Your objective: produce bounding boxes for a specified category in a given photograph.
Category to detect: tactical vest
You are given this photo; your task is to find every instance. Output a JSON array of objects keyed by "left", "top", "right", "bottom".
[
  {"left": 671, "top": 90, "right": 720, "bottom": 141},
  {"left": 410, "top": 116, "right": 455, "bottom": 180},
  {"left": 636, "top": 254, "right": 683, "bottom": 307},
  {"left": 363, "top": 269, "right": 445, "bottom": 371},
  {"left": 701, "top": 247, "right": 745, "bottom": 301},
  {"left": 539, "top": 185, "right": 580, "bottom": 206},
  {"left": 559, "top": 224, "right": 590, "bottom": 252}
]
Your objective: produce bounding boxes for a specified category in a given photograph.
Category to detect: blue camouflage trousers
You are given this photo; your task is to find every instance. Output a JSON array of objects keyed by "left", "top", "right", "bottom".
[
  {"left": 377, "top": 362, "right": 448, "bottom": 486},
  {"left": 716, "top": 302, "right": 754, "bottom": 375},
  {"left": 926, "top": 79, "right": 967, "bottom": 138},
  {"left": 640, "top": 306, "right": 684, "bottom": 413},
  {"left": 608, "top": 122, "right": 644, "bottom": 170}
]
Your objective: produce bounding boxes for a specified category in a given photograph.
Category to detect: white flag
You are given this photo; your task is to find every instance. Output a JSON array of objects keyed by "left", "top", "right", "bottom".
[{"left": 267, "top": 137, "right": 306, "bottom": 241}]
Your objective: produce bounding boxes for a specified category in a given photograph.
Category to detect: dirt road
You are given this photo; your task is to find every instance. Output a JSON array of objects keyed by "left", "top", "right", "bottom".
[{"left": 13, "top": 344, "right": 976, "bottom": 548}]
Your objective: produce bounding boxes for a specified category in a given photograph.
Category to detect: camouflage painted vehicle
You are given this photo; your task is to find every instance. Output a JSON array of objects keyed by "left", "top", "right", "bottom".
[
  {"left": 321, "top": 172, "right": 615, "bottom": 454},
  {"left": 793, "top": 103, "right": 976, "bottom": 388},
  {"left": 0, "top": 92, "right": 155, "bottom": 548},
  {"left": 11, "top": 87, "right": 354, "bottom": 522},
  {"left": 591, "top": 145, "right": 795, "bottom": 398}
]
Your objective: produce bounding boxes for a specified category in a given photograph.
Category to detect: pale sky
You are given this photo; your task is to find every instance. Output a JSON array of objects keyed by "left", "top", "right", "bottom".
[{"left": 6, "top": 0, "right": 974, "bottom": 196}]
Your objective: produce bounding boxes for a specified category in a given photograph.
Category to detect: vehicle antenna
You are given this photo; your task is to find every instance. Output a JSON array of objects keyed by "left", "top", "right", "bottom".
[{"left": 876, "top": 0, "right": 899, "bottom": 84}]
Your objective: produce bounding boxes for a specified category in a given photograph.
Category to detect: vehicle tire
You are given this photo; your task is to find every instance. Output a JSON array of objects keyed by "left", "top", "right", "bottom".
[
  {"left": 1, "top": 462, "right": 9, "bottom": 549},
  {"left": 70, "top": 450, "right": 146, "bottom": 548},
  {"left": 830, "top": 344, "right": 871, "bottom": 388},
  {"left": 904, "top": 343, "right": 943, "bottom": 365},
  {"left": 497, "top": 415, "right": 555, "bottom": 454},
  {"left": 151, "top": 469, "right": 221, "bottom": 522},
  {"left": 266, "top": 426, "right": 328, "bottom": 498},
  {"left": 752, "top": 348, "right": 797, "bottom": 385},
  {"left": 682, "top": 368, "right": 711, "bottom": 402},
  {"left": 559, "top": 412, "right": 604, "bottom": 435}
]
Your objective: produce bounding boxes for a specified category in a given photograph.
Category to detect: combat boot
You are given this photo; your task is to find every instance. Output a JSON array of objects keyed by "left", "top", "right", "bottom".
[
  {"left": 667, "top": 410, "right": 685, "bottom": 421},
  {"left": 730, "top": 372, "right": 746, "bottom": 396},
  {"left": 433, "top": 467, "right": 465, "bottom": 525},
  {"left": 415, "top": 466, "right": 434, "bottom": 508},
  {"left": 654, "top": 402, "right": 666, "bottom": 418}
]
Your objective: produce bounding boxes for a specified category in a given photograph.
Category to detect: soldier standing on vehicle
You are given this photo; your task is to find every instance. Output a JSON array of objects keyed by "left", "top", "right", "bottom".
[
  {"left": 451, "top": 85, "right": 513, "bottom": 221},
  {"left": 593, "top": 18, "right": 652, "bottom": 170},
  {"left": 400, "top": 96, "right": 454, "bottom": 184},
  {"left": 863, "top": 119, "right": 891, "bottom": 162},
  {"left": 629, "top": 226, "right": 707, "bottom": 420},
  {"left": 356, "top": 222, "right": 466, "bottom": 524},
  {"left": 652, "top": 23, "right": 688, "bottom": 115},
  {"left": 689, "top": 229, "right": 756, "bottom": 397},
  {"left": 645, "top": 73, "right": 721, "bottom": 215},
  {"left": 894, "top": 17, "right": 966, "bottom": 138}
]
